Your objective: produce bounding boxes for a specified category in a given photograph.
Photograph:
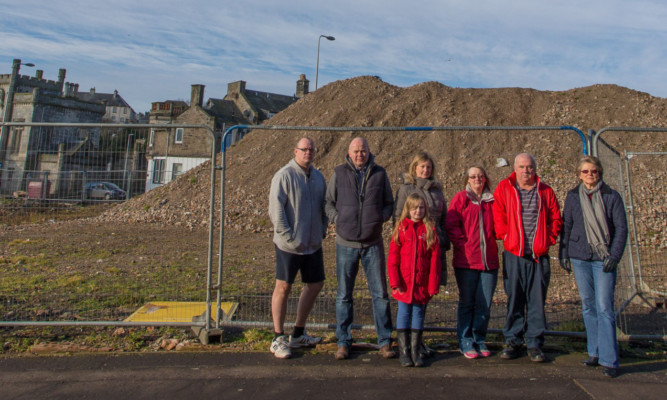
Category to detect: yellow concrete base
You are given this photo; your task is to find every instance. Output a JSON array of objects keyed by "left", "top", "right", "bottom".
[{"left": 124, "top": 301, "right": 238, "bottom": 323}]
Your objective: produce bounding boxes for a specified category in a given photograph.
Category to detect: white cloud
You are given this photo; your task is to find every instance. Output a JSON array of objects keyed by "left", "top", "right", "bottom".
[{"left": 2, "top": 0, "right": 667, "bottom": 113}]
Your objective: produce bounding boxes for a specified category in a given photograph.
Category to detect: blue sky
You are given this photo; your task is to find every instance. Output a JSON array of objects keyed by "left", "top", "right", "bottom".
[{"left": 2, "top": 0, "right": 666, "bottom": 113}]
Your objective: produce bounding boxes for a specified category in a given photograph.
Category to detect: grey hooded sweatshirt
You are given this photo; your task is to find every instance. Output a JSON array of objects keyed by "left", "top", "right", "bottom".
[{"left": 269, "top": 158, "right": 328, "bottom": 254}]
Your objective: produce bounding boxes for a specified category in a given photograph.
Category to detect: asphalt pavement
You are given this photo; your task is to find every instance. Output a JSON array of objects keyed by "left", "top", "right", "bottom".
[{"left": 1, "top": 347, "right": 665, "bottom": 399}]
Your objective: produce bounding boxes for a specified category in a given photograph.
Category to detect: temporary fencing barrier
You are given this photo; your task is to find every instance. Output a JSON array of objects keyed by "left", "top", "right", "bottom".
[
  {"left": 1, "top": 122, "right": 220, "bottom": 333},
  {"left": 212, "top": 125, "right": 591, "bottom": 342},
  {"left": 593, "top": 128, "right": 667, "bottom": 339},
  {"left": 2, "top": 122, "right": 665, "bottom": 342}
]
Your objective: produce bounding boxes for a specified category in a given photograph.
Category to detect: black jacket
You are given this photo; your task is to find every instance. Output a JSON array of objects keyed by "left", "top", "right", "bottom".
[
  {"left": 559, "top": 182, "right": 628, "bottom": 262},
  {"left": 325, "top": 154, "right": 393, "bottom": 246}
]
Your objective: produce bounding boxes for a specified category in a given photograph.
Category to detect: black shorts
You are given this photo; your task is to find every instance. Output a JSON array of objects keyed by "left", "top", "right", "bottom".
[{"left": 275, "top": 246, "right": 325, "bottom": 284}]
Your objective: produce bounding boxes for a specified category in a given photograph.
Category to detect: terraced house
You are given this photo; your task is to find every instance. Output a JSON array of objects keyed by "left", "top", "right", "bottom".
[{"left": 146, "top": 75, "right": 309, "bottom": 191}]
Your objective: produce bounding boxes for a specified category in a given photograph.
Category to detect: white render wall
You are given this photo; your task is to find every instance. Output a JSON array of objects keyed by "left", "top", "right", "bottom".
[{"left": 144, "top": 156, "right": 208, "bottom": 192}]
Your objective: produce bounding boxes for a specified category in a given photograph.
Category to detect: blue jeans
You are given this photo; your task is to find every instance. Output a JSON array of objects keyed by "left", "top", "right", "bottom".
[
  {"left": 396, "top": 301, "right": 427, "bottom": 330},
  {"left": 455, "top": 268, "right": 498, "bottom": 351},
  {"left": 502, "top": 251, "right": 550, "bottom": 349},
  {"left": 571, "top": 258, "right": 619, "bottom": 368},
  {"left": 336, "top": 243, "right": 393, "bottom": 347}
]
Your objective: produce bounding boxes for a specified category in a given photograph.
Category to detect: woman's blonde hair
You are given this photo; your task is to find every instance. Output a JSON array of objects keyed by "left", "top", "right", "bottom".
[
  {"left": 392, "top": 193, "right": 437, "bottom": 248},
  {"left": 408, "top": 151, "right": 437, "bottom": 179}
]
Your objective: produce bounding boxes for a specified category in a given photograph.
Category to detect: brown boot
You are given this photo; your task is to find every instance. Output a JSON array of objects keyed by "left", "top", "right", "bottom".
[
  {"left": 335, "top": 345, "right": 349, "bottom": 360},
  {"left": 379, "top": 343, "right": 396, "bottom": 359}
]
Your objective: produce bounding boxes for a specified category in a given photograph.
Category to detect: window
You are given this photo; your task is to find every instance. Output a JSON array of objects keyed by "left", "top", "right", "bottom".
[
  {"left": 171, "top": 163, "right": 183, "bottom": 181},
  {"left": 149, "top": 129, "right": 154, "bottom": 147},
  {"left": 152, "top": 159, "right": 165, "bottom": 184},
  {"left": 8, "top": 128, "right": 22, "bottom": 154},
  {"left": 174, "top": 128, "right": 183, "bottom": 144}
]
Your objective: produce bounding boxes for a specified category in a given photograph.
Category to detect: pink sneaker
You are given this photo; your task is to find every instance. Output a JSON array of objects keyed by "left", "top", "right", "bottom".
[
  {"left": 461, "top": 349, "right": 480, "bottom": 359},
  {"left": 477, "top": 344, "right": 491, "bottom": 358}
]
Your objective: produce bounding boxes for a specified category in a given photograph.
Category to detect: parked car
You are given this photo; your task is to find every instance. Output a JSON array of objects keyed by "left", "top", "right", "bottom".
[{"left": 85, "top": 182, "right": 126, "bottom": 200}]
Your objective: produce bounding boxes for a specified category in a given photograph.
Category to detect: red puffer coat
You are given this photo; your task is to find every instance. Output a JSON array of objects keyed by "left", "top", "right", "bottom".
[
  {"left": 388, "top": 218, "right": 441, "bottom": 305},
  {"left": 445, "top": 188, "right": 499, "bottom": 271},
  {"left": 492, "top": 172, "right": 562, "bottom": 258}
]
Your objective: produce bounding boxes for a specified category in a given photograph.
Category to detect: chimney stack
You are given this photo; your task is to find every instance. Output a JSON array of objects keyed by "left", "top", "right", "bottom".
[
  {"left": 227, "top": 81, "right": 246, "bottom": 96},
  {"left": 191, "top": 84, "right": 205, "bottom": 107},
  {"left": 62, "top": 82, "right": 71, "bottom": 97},
  {"left": 35, "top": 70, "right": 43, "bottom": 80},
  {"left": 57, "top": 68, "right": 66, "bottom": 85},
  {"left": 296, "top": 74, "right": 309, "bottom": 98}
]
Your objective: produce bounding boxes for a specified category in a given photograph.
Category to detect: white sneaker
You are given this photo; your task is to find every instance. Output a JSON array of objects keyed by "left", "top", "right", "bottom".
[
  {"left": 270, "top": 336, "right": 292, "bottom": 359},
  {"left": 288, "top": 332, "right": 322, "bottom": 348}
]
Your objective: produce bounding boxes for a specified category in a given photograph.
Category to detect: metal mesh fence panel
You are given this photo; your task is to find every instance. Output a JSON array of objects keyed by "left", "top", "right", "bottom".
[
  {"left": 596, "top": 133, "right": 667, "bottom": 337},
  {"left": 1, "top": 122, "right": 218, "bottom": 325},
  {"left": 596, "top": 139, "right": 638, "bottom": 335},
  {"left": 619, "top": 151, "right": 667, "bottom": 336}
]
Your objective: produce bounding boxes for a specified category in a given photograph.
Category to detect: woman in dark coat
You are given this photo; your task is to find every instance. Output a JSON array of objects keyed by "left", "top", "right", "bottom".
[{"left": 559, "top": 156, "right": 628, "bottom": 378}]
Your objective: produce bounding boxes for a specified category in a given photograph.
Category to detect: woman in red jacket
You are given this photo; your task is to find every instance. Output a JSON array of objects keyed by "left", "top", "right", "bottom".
[
  {"left": 446, "top": 166, "right": 499, "bottom": 359},
  {"left": 388, "top": 193, "right": 441, "bottom": 367}
]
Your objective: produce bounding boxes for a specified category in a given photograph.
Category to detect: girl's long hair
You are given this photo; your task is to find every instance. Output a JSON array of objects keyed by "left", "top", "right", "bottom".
[{"left": 392, "top": 193, "right": 437, "bottom": 248}]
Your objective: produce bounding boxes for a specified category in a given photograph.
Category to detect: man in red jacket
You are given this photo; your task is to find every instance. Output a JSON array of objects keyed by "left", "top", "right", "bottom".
[{"left": 493, "top": 153, "right": 562, "bottom": 362}]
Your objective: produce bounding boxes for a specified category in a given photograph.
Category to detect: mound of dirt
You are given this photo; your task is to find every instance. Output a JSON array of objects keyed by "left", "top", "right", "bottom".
[{"left": 97, "top": 76, "right": 667, "bottom": 246}]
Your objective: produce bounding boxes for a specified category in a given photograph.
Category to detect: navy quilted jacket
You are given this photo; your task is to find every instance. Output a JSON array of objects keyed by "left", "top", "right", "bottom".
[{"left": 558, "top": 182, "right": 628, "bottom": 262}]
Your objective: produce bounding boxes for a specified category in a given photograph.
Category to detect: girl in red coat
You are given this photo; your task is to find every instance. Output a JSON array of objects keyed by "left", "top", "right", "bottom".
[{"left": 388, "top": 193, "right": 441, "bottom": 367}]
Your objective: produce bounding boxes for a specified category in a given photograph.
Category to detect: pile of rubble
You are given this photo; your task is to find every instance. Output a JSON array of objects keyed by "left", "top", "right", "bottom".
[{"left": 95, "top": 76, "right": 667, "bottom": 250}]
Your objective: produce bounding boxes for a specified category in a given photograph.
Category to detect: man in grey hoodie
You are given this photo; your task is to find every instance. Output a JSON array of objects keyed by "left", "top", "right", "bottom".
[{"left": 268, "top": 137, "right": 328, "bottom": 359}]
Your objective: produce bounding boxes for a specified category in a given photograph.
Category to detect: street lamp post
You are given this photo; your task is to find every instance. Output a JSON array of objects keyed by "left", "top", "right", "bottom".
[
  {"left": 0, "top": 59, "right": 35, "bottom": 164},
  {"left": 123, "top": 133, "right": 134, "bottom": 198},
  {"left": 315, "top": 35, "right": 335, "bottom": 90}
]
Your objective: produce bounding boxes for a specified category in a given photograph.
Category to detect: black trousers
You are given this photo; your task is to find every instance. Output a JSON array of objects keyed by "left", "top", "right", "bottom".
[{"left": 502, "top": 251, "right": 551, "bottom": 349}]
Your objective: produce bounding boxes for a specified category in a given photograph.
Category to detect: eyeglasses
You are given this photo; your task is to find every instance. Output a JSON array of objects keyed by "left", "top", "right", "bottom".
[
  {"left": 296, "top": 147, "right": 316, "bottom": 153},
  {"left": 468, "top": 175, "right": 485, "bottom": 180},
  {"left": 580, "top": 169, "right": 599, "bottom": 175}
]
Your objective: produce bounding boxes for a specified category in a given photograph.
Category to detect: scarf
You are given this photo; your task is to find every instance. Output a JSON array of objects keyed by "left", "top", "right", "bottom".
[
  {"left": 579, "top": 181, "right": 610, "bottom": 260},
  {"left": 466, "top": 184, "right": 494, "bottom": 269}
]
